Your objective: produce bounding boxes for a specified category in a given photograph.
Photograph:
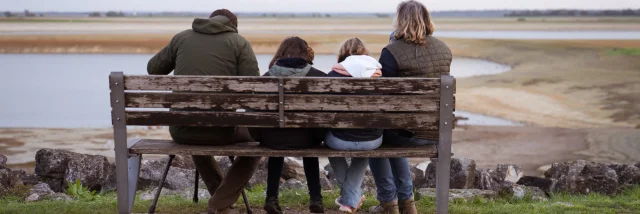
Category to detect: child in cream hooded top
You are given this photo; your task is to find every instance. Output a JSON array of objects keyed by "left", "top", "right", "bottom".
[{"left": 326, "top": 38, "right": 384, "bottom": 213}]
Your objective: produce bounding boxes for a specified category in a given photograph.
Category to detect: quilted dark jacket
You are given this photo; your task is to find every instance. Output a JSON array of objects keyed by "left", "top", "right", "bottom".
[{"left": 383, "top": 36, "right": 452, "bottom": 77}]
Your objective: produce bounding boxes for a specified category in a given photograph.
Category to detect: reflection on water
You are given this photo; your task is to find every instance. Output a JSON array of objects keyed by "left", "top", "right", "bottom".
[{"left": 0, "top": 53, "right": 516, "bottom": 128}]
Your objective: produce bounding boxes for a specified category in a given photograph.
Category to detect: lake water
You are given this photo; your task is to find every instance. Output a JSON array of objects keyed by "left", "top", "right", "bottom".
[
  {"left": 2, "top": 30, "right": 640, "bottom": 40},
  {"left": 0, "top": 54, "right": 518, "bottom": 128}
]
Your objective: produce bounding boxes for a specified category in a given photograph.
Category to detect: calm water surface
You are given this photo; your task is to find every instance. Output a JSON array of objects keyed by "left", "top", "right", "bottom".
[{"left": 0, "top": 54, "right": 517, "bottom": 128}]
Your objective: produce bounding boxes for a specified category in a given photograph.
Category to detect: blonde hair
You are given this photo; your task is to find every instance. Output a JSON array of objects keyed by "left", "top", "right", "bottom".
[
  {"left": 337, "top": 38, "right": 369, "bottom": 63},
  {"left": 393, "top": 0, "right": 435, "bottom": 45}
]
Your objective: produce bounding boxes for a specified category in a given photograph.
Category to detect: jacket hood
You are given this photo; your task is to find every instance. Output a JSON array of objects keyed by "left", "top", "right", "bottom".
[
  {"left": 192, "top": 15, "right": 238, "bottom": 35},
  {"left": 333, "top": 55, "right": 382, "bottom": 78},
  {"left": 267, "top": 58, "right": 312, "bottom": 77}
]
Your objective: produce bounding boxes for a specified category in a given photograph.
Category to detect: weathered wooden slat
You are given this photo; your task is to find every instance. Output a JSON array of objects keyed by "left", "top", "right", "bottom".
[
  {"left": 129, "top": 140, "right": 438, "bottom": 158},
  {"left": 124, "top": 76, "right": 440, "bottom": 94},
  {"left": 125, "top": 92, "right": 439, "bottom": 112},
  {"left": 285, "top": 112, "right": 438, "bottom": 129},
  {"left": 125, "top": 111, "right": 280, "bottom": 127},
  {"left": 125, "top": 111, "right": 438, "bottom": 129},
  {"left": 124, "top": 75, "right": 280, "bottom": 92},
  {"left": 285, "top": 94, "right": 439, "bottom": 112},
  {"left": 284, "top": 77, "right": 439, "bottom": 94},
  {"left": 125, "top": 92, "right": 278, "bottom": 110}
]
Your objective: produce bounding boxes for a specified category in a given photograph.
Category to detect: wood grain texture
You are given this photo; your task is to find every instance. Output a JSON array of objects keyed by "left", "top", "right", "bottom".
[
  {"left": 125, "top": 92, "right": 439, "bottom": 112},
  {"left": 129, "top": 139, "right": 437, "bottom": 158},
  {"left": 124, "top": 75, "right": 280, "bottom": 92},
  {"left": 125, "top": 111, "right": 438, "bottom": 129},
  {"left": 125, "top": 111, "right": 280, "bottom": 127},
  {"left": 283, "top": 77, "right": 440, "bottom": 94},
  {"left": 123, "top": 76, "right": 440, "bottom": 94},
  {"left": 125, "top": 92, "right": 278, "bottom": 110}
]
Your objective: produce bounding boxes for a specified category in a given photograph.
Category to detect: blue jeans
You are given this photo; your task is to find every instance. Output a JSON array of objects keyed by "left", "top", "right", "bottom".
[
  {"left": 326, "top": 132, "right": 382, "bottom": 208},
  {"left": 369, "top": 158, "right": 414, "bottom": 203}
]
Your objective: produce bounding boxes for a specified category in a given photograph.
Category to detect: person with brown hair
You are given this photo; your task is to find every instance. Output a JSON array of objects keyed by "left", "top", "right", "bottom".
[
  {"left": 250, "top": 37, "right": 326, "bottom": 214},
  {"left": 368, "top": 1, "right": 452, "bottom": 214},
  {"left": 326, "top": 38, "right": 382, "bottom": 213},
  {"left": 147, "top": 9, "right": 260, "bottom": 214}
]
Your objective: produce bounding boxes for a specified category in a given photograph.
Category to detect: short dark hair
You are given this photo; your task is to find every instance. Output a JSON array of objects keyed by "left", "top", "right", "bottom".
[{"left": 210, "top": 9, "right": 238, "bottom": 27}]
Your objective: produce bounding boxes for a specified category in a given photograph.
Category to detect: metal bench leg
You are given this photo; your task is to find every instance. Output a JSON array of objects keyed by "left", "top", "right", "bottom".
[
  {"left": 228, "top": 156, "right": 252, "bottom": 214},
  {"left": 149, "top": 155, "right": 175, "bottom": 214},
  {"left": 436, "top": 74, "right": 455, "bottom": 214},
  {"left": 193, "top": 168, "right": 199, "bottom": 203},
  {"left": 112, "top": 72, "right": 142, "bottom": 214}
]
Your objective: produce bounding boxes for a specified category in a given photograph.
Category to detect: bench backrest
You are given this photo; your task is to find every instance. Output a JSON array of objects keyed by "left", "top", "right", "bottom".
[{"left": 109, "top": 72, "right": 455, "bottom": 141}]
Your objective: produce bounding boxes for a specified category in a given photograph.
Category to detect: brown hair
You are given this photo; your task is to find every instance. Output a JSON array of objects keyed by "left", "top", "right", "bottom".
[
  {"left": 394, "top": 0, "right": 435, "bottom": 45},
  {"left": 269, "top": 37, "right": 314, "bottom": 68},
  {"left": 210, "top": 9, "right": 238, "bottom": 27},
  {"left": 337, "top": 38, "right": 369, "bottom": 63}
]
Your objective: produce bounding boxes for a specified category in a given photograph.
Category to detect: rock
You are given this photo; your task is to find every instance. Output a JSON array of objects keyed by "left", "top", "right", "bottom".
[
  {"left": 171, "top": 155, "right": 196, "bottom": 170},
  {"left": 0, "top": 154, "right": 6, "bottom": 169},
  {"left": 517, "top": 176, "right": 553, "bottom": 193},
  {"left": 495, "top": 164, "right": 524, "bottom": 184},
  {"left": 474, "top": 169, "right": 500, "bottom": 190},
  {"left": 361, "top": 168, "right": 376, "bottom": 194},
  {"left": 635, "top": 162, "right": 640, "bottom": 169},
  {"left": 411, "top": 165, "right": 426, "bottom": 189},
  {"left": 138, "top": 159, "right": 196, "bottom": 190},
  {"left": 102, "top": 163, "right": 117, "bottom": 192},
  {"left": 11, "top": 170, "right": 39, "bottom": 186},
  {"left": 216, "top": 157, "right": 267, "bottom": 187},
  {"left": 38, "top": 176, "right": 64, "bottom": 193},
  {"left": 35, "top": 149, "right": 78, "bottom": 179},
  {"left": 0, "top": 169, "right": 13, "bottom": 195},
  {"left": 417, "top": 188, "right": 497, "bottom": 202},
  {"left": 63, "top": 153, "right": 110, "bottom": 191},
  {"left": 281, "top": 157, "right": 305, "bottom": 181},
  {"left": 25, "top": 183, "right": 56, "bottom": 202},
  {"left": 281, "top": 179, "right": 305, "bottom": 190},
  {"left": 575, "top": 163, "right": 618, "bottom": 195},
  {"left": 608, "top": 164, "right": 640, "bottom": 185},
  {"left": 319, "top": 171, "right": 333, "bottom": 190},
  {"left": 247, "top": 158, "right": 268, "bottom": 187},
  {"left": 425, "top": 158, "right": 476, "bottom": 189},
  {"left": 498, "top": 183, "right": 547, "bottom": 201},
  {"left": 544, "top": 160, "right": 588, "bottom": 179},
  {"left": 544, "top": 160, "right": 589, "bottom": 194}
]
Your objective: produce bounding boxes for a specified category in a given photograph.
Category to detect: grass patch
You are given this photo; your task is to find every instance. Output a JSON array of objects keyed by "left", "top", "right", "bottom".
[
  {"left": 608, "top": 48, "right": 640, "bottom": 56},
  {"left": 1, "top": 186, "right": 639, "bottom": 213}
]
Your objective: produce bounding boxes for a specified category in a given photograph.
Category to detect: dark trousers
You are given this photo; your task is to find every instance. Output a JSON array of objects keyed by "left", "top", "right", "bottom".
[
  {"left": 266, "top": 157, "right": 322, "bottom": 199},
  {"left": 170, "top": 127, "right": 261, "bottom": 212}
]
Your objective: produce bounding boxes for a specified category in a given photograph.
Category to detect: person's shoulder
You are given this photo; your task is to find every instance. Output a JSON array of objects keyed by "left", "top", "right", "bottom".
[
  {"left": 426, "top": 36, "right": 451, "bottom": 54},
  {"left": 327, "top": 70, "right": 349, "bottom": 77},
  {"left": 307, "top": 67, "right": 328, "bottom": 77}
]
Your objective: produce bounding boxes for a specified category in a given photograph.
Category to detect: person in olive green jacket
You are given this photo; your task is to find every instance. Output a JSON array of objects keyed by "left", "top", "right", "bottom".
[{"left": 147, "top": 9, "right": 260, "bottom": 214}]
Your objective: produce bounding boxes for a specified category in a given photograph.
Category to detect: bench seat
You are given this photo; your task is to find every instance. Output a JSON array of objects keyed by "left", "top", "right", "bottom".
[{"left": 129, "top": 139, "right": 438, "bottom": 158}]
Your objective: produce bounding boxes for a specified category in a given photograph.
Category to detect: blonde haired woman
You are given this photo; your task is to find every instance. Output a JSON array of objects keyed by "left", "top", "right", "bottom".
[{"left": 369, "top": 1, "right": 452, "bottom": 214}]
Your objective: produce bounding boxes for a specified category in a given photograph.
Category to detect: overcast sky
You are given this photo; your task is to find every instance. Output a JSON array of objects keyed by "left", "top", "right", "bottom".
[{"left": 3, "top": 0, "right": 639, "bottom": 12}]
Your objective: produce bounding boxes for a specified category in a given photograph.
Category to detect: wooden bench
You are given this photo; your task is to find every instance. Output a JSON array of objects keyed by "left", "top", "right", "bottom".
[{"left": 109, "top": 72, "right": 455, "bottom": 214}]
